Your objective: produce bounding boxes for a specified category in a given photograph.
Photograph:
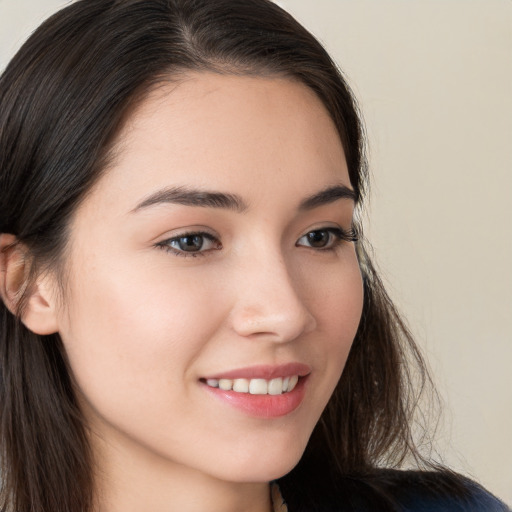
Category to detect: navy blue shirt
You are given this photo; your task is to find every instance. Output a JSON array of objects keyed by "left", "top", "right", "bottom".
[{"left": 278, "top": 470, "right": 510, "bottom": 511}]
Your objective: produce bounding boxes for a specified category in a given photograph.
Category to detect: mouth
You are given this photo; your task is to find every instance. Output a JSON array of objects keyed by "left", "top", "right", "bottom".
[
  {"left": 202, "top": 375, "right": 300, "bottom": 395},
  {"left": 199, "top": 364, "right": 310, "bottom": 418}
]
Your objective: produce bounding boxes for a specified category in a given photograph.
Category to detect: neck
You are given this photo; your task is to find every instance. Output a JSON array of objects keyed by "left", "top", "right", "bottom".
[{"left": 91, "top": 429, "right": 273, "bottom": 512}]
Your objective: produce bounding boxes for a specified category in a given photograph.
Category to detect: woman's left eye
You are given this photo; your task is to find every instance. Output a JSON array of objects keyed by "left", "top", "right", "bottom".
[
  {"left": 296, "top": 227, "right": 358, "bottom": 250},
  {"left": 156, "top": 232, "right": 221, "bottom": 257}
]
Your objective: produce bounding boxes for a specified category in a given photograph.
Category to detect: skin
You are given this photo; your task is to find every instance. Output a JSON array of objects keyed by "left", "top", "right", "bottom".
[{"left": 12, "top": 73, "right": 364, "bottom": 512}]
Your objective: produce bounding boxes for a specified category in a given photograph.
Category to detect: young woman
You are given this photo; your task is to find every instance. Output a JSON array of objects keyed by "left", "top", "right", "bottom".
[{"left": 0, "top": 1, "right": 508, "bottom": 511}]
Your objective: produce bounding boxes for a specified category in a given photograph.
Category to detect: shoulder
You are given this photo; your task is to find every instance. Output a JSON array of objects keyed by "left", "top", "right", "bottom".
[
  {"left": 278, "top": 469, "right": 510, "bottom": 512},
  {"left": 371, "top": 469, "right": 510, "bottom": 512}
]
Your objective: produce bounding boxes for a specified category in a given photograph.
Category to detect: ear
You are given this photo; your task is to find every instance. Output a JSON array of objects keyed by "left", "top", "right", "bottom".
[{"left": 0, "top": 233, "right": 59, "bottom": 335}]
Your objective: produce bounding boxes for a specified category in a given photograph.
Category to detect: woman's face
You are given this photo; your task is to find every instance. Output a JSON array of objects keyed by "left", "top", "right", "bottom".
[{"left": 55, "top": 73, "right": 363, "bottom": 483}]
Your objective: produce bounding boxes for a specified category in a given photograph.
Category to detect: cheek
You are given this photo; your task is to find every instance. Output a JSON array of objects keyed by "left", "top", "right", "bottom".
[
  {"left": 304, "top": 250, "right": 363, "bottom": 345},
  {"left": 299, "top": 250, "right": 364, "bottom": 404},
  {"left": 57, "top": 255, "right": 226, "bottom": 405}
]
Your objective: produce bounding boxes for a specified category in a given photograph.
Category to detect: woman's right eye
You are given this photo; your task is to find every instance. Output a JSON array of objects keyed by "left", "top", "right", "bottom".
[{"left": 156, "top": 232, "right": 222, "bottom": 257}]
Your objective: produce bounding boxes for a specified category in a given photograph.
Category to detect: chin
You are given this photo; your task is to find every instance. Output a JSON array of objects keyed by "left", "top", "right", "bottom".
[{"left": 215, "top": 440, "right": 307, "bottom": 483}]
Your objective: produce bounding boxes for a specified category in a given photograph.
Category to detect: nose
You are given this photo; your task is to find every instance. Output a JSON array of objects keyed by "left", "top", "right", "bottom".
[{"left": 228, "top": 249, "right": 317, "bottom": 343}]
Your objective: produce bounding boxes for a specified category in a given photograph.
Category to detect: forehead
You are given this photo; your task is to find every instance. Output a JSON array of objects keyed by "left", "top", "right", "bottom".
[{"left": 82, "top": 72, "right": 349, "bottom": 215}]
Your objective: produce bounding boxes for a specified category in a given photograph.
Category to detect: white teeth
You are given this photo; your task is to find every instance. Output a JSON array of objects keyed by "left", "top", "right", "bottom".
[
  {"left": 232, "top": 378, "right": 249, "bottom": 393},
  {"left": 205, "top": 375, "right": 300, "bottom": 395},
  {"left": 249, "top": 378, "right": 268, "bottom": 395},
  {"left": 287, "top": 375, "right": 299, "bottom": 392},
  {"left": 218, "top": 379, "right": 232, "bottom": 391},
  {"left": 268, "top": 377, "right": 283, "bottom": 395}
]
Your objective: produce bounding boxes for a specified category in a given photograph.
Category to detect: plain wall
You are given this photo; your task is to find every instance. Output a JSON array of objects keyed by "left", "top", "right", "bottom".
[{"left": 1, "top": 0, "right": 511, "bottom": 504}]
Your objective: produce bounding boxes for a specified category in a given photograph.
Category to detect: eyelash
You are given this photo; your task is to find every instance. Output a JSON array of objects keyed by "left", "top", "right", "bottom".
[{"left": 155, "top": 227, "right": 358, "bottom": 258}]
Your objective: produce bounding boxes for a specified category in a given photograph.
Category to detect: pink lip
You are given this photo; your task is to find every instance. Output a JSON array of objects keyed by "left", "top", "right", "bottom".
[
  {"left": 201, "top": 375, "right": 308, "bottom": 418},
  {"left": 200, "top": 363, "right": 311, "bottom": 418},
  {"left": 203, "top": 362, "right": 311, "bottom": 380}
]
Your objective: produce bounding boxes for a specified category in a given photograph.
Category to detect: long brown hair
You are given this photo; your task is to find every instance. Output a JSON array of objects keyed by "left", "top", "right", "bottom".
[{"left": 1, "top": 1, "right": 438, "bottom": 510}]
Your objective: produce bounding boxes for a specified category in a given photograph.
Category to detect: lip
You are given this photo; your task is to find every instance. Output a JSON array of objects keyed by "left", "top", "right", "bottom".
[
  {"left": 200, "top": 365, "right": 310, "bottom": 418},
  {"left": 202, "top": 362, "right": 311, "bottom": 381}
]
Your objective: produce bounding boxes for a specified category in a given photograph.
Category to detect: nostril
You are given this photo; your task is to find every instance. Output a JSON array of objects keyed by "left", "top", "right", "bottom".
[{"left": 230, "top": 300, "right": 316, "bottom": 341}]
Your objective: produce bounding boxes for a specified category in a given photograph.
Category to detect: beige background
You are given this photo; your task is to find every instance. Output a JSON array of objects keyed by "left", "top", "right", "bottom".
[{"left": 1, "top": 0, "right": 511, "bottom": 505}]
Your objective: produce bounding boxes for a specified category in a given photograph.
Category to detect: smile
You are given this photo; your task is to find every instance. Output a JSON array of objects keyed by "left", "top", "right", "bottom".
[{"left": 205, "top": 375, "right": 299, "bottom": 395}]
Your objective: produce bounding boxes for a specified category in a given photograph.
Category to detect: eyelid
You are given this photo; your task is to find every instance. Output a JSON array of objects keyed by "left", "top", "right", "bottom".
[
  {"left": 152, "top": 225, "right": 219, "bottom": 244},
  {"left": 300, "top": 222, "right": 358, "bottom": 239}
]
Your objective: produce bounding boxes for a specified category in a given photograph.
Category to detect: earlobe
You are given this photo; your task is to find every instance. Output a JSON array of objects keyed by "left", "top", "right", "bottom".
[{"left": 0, "top": 233, "right": 59, "bottom": 335}]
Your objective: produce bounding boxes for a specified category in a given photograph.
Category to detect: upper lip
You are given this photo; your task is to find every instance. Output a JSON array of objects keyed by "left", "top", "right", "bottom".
[{"left": 203, "top": 362, "right": 311, "bottom": 380}]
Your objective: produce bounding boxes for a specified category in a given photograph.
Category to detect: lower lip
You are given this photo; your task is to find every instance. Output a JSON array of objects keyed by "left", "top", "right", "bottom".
[{"left": 201, "top": 376, "right": 308, "bottom": 418}]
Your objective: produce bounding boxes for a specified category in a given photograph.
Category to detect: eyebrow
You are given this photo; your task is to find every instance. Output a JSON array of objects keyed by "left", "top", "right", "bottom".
[
  {"left": 298, "top": 185, "right": 357, "bottom": 210},
  {"left": 131, "top": 186, "right": 248, "bottom": 213},
  {"left": 131, "top": 184, "right": 356, "bottom": 214}
]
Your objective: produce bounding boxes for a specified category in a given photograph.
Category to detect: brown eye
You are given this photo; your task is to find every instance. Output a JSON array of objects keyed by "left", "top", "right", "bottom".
[
  {"left": 157, "top": 232, "right": 221, "bottom": 257},
  {"left": 305, "top": 230, "right": 331, "bottom": 248},
  {"left": 176, "top": 234, "right": 205, "bottom": 252},
  {"left": 296, "top": 227, "right": 357, "bottom": 251}
]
